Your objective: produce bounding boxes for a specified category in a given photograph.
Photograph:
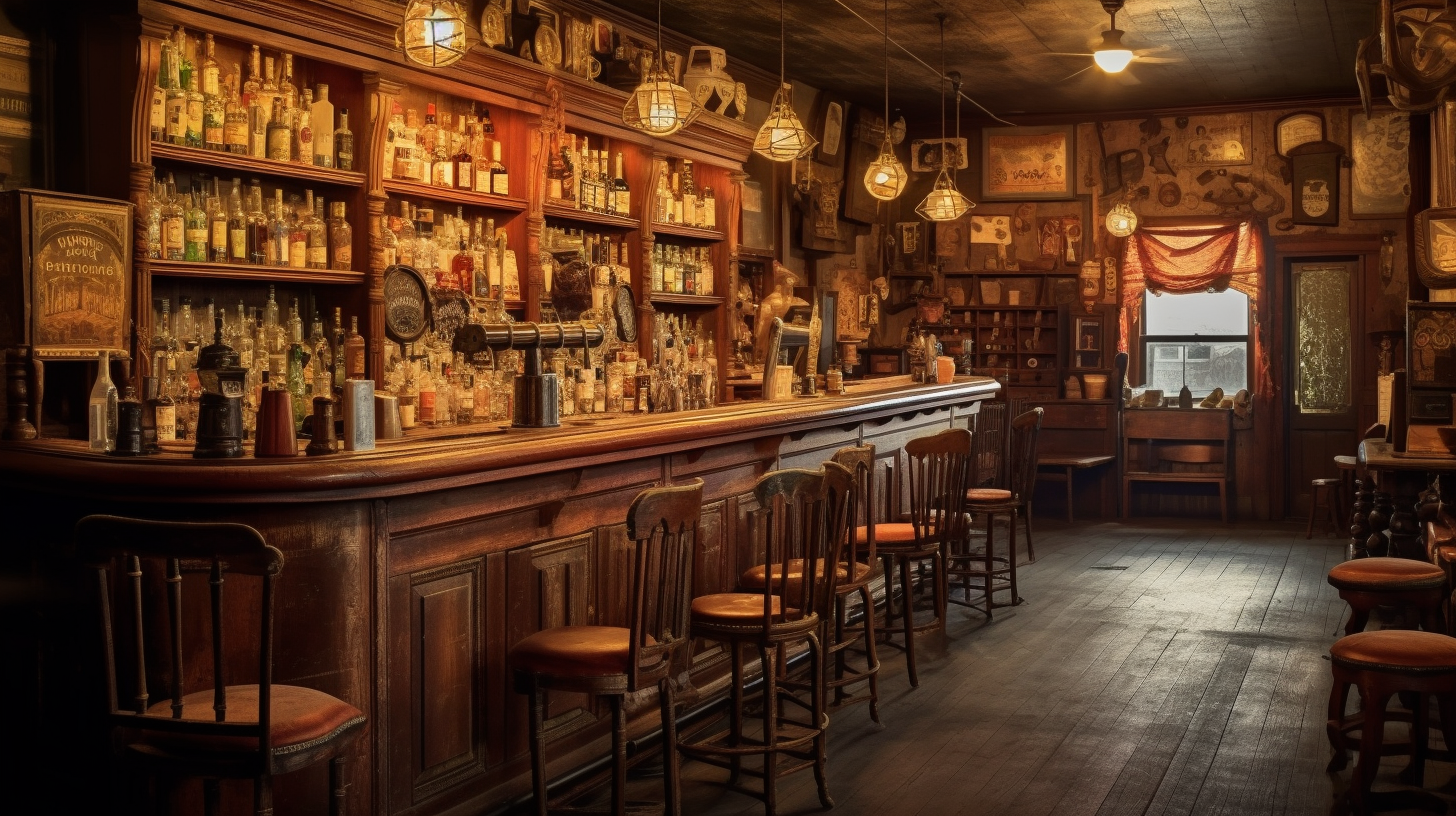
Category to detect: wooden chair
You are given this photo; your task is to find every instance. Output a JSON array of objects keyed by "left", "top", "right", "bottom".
[
  {"left": 511, "top": 479, "right": 703, "bottom": 816},
  {"left": 861, "top": 428, "right": 971, "bottom": 688},
  {"left": 949, "top": 408, "right": 1043, "bottom": 617},
  {"left": 1326, "top": 630, "right": 1456, "bottom": 814},
  {"left": 1308, "top": 477, "right": 1346, "bottom": 539},
  {"left": 681, "top": 463, "right": 853, "bottom": 815},
  {"left": 827, "top": 444, "right": 880, "bottom": 720},
  {"left": 74, "top": 514, "right": 366, "bottom": 816}
]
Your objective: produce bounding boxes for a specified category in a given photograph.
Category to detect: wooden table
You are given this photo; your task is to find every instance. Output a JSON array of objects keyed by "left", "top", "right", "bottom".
[
  {"left": 1037, "top": 454, "right": 1116, "bottom": 522},
  {"left": 1357, "top": 441, "right": 1456, "bottom": 559}
]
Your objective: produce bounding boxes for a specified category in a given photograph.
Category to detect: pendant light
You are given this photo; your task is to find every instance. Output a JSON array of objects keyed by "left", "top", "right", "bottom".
[
  {"left": 753, "top": 0, "right": 817, "bottom": 162},
  {"left": 863, "top": 0, "right": 907, "bottom": 201},
  {"left": 1093, "top": 0, "right": 1135, "bottom": 73},
  {"left": 623, "top": 0, "right": 701, "bottom": 137},
  {"left": 916, "top": 15, "right": 974, "bottom": 222},
  {"left": 398, "top": 0, "right": 470, "bottom": 68}
]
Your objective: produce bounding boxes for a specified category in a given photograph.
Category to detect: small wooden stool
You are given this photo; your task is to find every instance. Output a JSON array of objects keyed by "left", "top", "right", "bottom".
[
  {"left": 1309, "top": 477, "right": 1346, "bottom": 539},
  {"left": 1327, "top": 558, "right": 1447, "bottom": 636},
  {"left": 1327, "top": 630, "right": 1456, "bottom": 814},
  {"left": 1336, "top": 454, "right": 1359, "bottom": 515}
]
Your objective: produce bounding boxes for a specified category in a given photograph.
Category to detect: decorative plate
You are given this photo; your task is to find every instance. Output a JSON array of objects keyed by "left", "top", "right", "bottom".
[{"left": 383, "top": 265, "right": 429, "bottom": 345}]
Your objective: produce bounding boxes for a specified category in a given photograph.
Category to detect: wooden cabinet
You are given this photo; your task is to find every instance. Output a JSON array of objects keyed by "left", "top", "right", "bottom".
[
  {"left": 943, "top": 304, "right": 1062, "bottom": 400},
  {"left": 1123, "top": 407, "right": 1234, "bottom": 521}
]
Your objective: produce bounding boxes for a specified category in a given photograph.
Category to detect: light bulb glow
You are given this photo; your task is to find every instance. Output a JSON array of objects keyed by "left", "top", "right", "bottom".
[
  {"left": 623, "top": 65, "right": 701, "bottom": 137},
  {"left": 399, "top": 0, "right": 469, "bottom": 68},
  {"left": 1093, "top": 29, "right": 1134, "bottom": 73},
  {"left": 1105, "top": 201, "right": 1138, "bottom": 237},
  {"left": 754, "top": 84, "right": 818, "bottom": 162},
  {"left": 916, "top": 169, "right": 974, "bottom": 221},
  {"left": 863, "top": 136, "right": 907, "bottom": 201}
]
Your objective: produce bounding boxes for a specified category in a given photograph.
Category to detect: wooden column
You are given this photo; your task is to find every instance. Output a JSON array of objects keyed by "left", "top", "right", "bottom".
[
  {"left": 131, "top": 18, "right": 172, "bottom": 387},
  {"left": 364, "top": 73, "right": 404, "bottom": 387}
]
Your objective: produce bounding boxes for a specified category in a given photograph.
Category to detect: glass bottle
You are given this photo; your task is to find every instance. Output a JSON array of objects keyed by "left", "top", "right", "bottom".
[
  {"left": 380, "top": 215, "right": 398, "bottom": 267},
  {"left": 417, "top": 358, "right": 437, "bottom": 426},
  {"left": 247, "top": 88, "right": 268, "bottom": 159},
  {"left": 203, "top": 74, "right": 225, "bottom": 151},
  {"left": 420, "top": 103, "right": 440, "bottom": 184},
  {"left": 242, "top": 45, "right": 262, "bottom": 109},
  {"left": 682, "top": 159, "right": 698, "bottom": 227},
  {"left": 301, "top": 190, "right": 326, "bottom": 269},
  {"left": 293, "top": 87, "right": 313, "bottom": 165},
  {"left": 262, "top": 285, "right": 281, "bottom": 354},
  {"left": 207, "top": 182, "right": 227, "bottom": 262},
  {"left": 145, "top": 178, "right": 163, "bottom": 259},
  {"left": 285, "top": 300, "right": 310, "bottom": 427},
  {"left": 344, "top": 315, "right": 366, "bottom": 380},
  {"left": 269, "top": 189, "right": 289, "bottom": 266},
  {"left": 489, "top": 141, "right": 509, "bottom": 196},
  {"left": 612, "top": 153, "right": 629, "bottom": 216},
  {"left": 397, "top": 205, "right": 416, "bottom": 267},
  {"left": 184, "top": 71, "right": 205, "bottom": 149},
  {"left": 329, "top": 201, "right": 352, "bottom": 271},
  {"left": 150, "top": 370, "right": 176, "bottom": 443},
  {"left": 89, "top": 351, "right": 118, "bottom": 452},
  {"left": 224, "top": 68, "right": 249, "bottom": 154},
  {"left": 431, "top": 112, "right": 453, "bottom": 188},
  {"left": 226, "top": 178, "right": 247, "bottom": 263},
  {"left": 309, "top": 313, "right": 331, "bottom": 399},
  {"left": 164, "top": 32, "right": 186, "bottom": 145},
  {"left": 288, "top": 194, "right": 309, "bottom": 268},
  {"left": 334, "top": 108, "right": 353, "bottom": 171},
  {"left": 266, "top": 96, "right": 290, "bottom": 161},
  {"left": 278, "top": 53, "right": 297, "bottom": 114},
  {"left": 183, "top": 191, "right": 207, "bottom": 262},
  {"left": 702, "top": 186, "right": 717, "bottom": 229},
  {"left": 151, "top": 34, "right": 171, "bottom": 141},
  {"left": 311, "top": 83, "right": 335, "bottom": 168},
  {"left": 201, "top": 33, "right": 220, "bottom": 101},
  {"left": 247, "top": 181, "right": 269, "bottom": 265},
  {"left": 452, "top": 208, "right": 473, "bottom": 290},
  {"left": 451, "top": 118, "right": 473, "bottom": 191}
]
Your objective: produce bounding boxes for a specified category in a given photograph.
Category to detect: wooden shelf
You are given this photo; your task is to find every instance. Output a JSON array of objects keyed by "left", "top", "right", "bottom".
[
  {"left": 543, "top": 203, "right": 639, "bottom": 230},
  {"left": 942, "top": 269, "right": 1068, "bottom": 277},
  {"left": 651, "top": 222, "right": 726, "bottom": 242},
  {"left": 148, "top": 258, "right": 365, "bottom": 285},
  {"left": 151, "top": 141, "right": 367, "bottom": 188},
  {"left": 383, "top": 179, "right": 527, "bottom": 212},
  {"left": 649, "top": 292, "right": 724, "bottom": 307},
  {"left": 738, "top": 246, "right": 775, "bottom": 260}
]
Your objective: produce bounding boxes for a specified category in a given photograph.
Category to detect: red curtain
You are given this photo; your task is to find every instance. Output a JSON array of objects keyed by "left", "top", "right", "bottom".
[{"left": 1119, "top": 221, "right": 1272, "bottom": 393}]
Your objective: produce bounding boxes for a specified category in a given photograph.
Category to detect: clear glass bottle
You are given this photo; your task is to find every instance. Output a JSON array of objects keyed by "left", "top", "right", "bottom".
[
  {"left": 145, "top": 178, "right": 163, "bottom": 260},
  {"left": 278, "top": 53, "right": 297, "bottom": 113},
  {"left": 420, "top": 103, "right": 440, "bottom": 184},
  {"left": 334, "top": 108, "right": 353, "bottom": 171},
  {"left": 183, "top": 191, "right": 207, "bottom": 262},
  {"left": 345, "top": 315, "right": 366, "bottom": 380},
  {"left": 269, "top": 188, "right": 290, "bottom": 266},
  {"left": 285, "top": 300, "right": 309, "bottom": 428},
  {"left": 88, "top": 351, "right": 118, "bottom": 452},
  {"left": 247, "top": 181, "right": 268, "bottom": 264},
  {"left": 201, "top": 33, "right": 220, "bottom": 97},
  {"left": 265, "top": 96, "right": 290, "bottom": 161},
  {"left": 489, "top": 140, "right": 509, "bottom": 196},
  {"left": 150, "top": 371, "right": 176, "bottom": 443},
  {"left": 226, "top": 178, "right": 247, "bottom": 263},
  {"left": 207, "top": 182, "right": 227, "bottom": 262},
  {"left": 164, "top": 31, "right": 186, "bottom": 145},
  {"left": 311, "top": 83, "right": 335, "bottom": 168},
  {"left": 293, "top": 87, "right": 313, "bottom": 165},
  {"left": 242, "top": 45, "right": 262, "bottom": 108},
  {"left": 302, "top": 190, "right": 326, "bottom": 269},
  {"left": 329, "top": 201, "right": 352, "bottom": 271},
  {"left": 309, "top": 314, "right": 331, "bottom": 399},
  {"left": 151, "top": 35, "right": 171, "bottom": 142},
  {"left": 224, "top": 68, "right": 248, "bottom": 154},
  {"left": 184, "top": 71, "right": 205, "bottom": 149},
  {"left": 452, "top": 118, "right": 473, "bottom": 190},
  {"left": 203, "top": 73, "right": 225, "bottom": 151},
  {"left": 288, "top": 194, "right": 309, "bottom": 269},
  {"left": 702, "top": 186, "right": 717, "bottom": 229},
  {"left": 417, "top": 358, "right": 437, "bottom": 426},
  {"left": 380, "top": 214, "right": 398, "bottom": 267}
]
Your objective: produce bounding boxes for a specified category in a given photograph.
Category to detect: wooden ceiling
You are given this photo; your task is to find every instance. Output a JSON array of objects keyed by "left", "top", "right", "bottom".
[{"left": 610, "top": 0, "right": 1380, "bottom": 120}]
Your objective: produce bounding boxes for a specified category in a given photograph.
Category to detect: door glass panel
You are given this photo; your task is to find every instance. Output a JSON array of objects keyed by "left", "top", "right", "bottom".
[{"left": 1294, "top": 264, "right": 1351, "bottom": 414}]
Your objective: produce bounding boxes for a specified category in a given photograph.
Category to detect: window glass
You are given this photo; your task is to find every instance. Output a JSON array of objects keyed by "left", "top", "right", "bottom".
[
  {"left": 1144, "top": 288, "right": 1248, "bottom": 335},
  {"left": 1142, "top": 289, "right": 1249, "bottom": 396}
]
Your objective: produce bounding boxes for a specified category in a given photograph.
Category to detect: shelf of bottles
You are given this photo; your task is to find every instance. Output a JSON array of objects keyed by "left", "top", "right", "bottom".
[
  {"left": 380, "top": 94, "right": 521, "bottom": 209},
  {"left": 650, "top": 156, "right": 721, "bottom": 240},
  {"left": 544, "top": 130, "right": 639, "bottom": 230},
  {"left": 386, "top": 199, "right": 523, "bottom": 306},
  {"left": 648, "top": 241, "right": 716, "bottom": 301},
  {"left": 946, "top": 306, "right": 1061, "bottom": 374}
]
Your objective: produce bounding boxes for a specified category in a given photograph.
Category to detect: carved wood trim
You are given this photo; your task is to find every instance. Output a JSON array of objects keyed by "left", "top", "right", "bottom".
[{"left": 364, "top": 74, "right": 404, "bottom": 386}]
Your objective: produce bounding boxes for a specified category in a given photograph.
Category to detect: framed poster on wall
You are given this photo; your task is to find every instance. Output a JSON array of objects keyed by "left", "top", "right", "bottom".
[
  {"left": 1289, "top": 141, "right": 1342, "bottom": 226},
  {"left": 981, "top": 125, "right": 1075, "bottom": 201}
]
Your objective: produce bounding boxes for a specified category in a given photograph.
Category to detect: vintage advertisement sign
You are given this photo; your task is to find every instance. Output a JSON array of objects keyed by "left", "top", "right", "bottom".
[{"left": 28, "top": 191, "right": 131, "bottom": 358}]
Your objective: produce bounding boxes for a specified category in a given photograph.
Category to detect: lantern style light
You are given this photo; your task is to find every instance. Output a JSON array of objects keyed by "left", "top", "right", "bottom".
[
  {"left": 863, "top": 0, "right": 906, "bottom": 201},
  {"left": 398, "top": 0, "right": 469, "bottom": 68},
  {"left": 1093, "top": 28, "right": 1135, "bottom": 73},
  {"left": 623, "top": 0, "right": 702, "bottom": 137},
  {"left": 754, "top": 0, "right": 817, "bottom": 162},
  {"left": 917, "top": 16, "right": 974, "bottom": 222},
  {"left": 1105, "top": 201, "right": 1139, "bottom": 236}
]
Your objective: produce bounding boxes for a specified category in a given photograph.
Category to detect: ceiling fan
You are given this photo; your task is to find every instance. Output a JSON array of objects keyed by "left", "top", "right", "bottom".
[{"left": 1048, "top": 0, "right": 1182, "bottom": 81}]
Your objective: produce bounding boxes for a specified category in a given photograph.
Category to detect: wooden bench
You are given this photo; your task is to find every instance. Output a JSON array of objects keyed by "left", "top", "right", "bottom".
[
  {"left": 1037, "top": 454, "right": 1117, "bottom": 522},
  {"left": 1123, "top": 408, "right": 1234, "bottom": 522}
]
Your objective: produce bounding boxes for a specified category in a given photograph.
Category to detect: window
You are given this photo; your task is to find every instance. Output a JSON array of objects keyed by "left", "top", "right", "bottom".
[{"left": 1141, "top": 289, "right": 1249, "bottom": 396}]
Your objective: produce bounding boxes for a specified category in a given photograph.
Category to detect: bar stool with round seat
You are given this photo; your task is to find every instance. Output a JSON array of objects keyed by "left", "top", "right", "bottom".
[
  {"left": 857, "top": 428, "right": 971, "bottom": 688},
  {"left": 74, "top": 515, "right": 367, "bottom": 816},
  {"left": 1326, "top": 630, "right": 1456, "bottom": 814},
  {"left": 1308, "top": 477, "right": 1346, "bottom": 539},
  {"left": 681, "top": 463, "right": 853, "bottom": 816},
  {"left": 511, "top": 479, "right": 704, "bottom": 816},
  {"left": 1327, "top": 557, "right": 1447, "bottom": 636}
]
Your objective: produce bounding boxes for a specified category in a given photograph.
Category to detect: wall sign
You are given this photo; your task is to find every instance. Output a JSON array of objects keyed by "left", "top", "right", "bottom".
[
  {"left": 1289, "top": 141, "right": 1342, "bottom": 227},
  {"left": 383, "top": 264, "right": 429, "bottom": 345}
]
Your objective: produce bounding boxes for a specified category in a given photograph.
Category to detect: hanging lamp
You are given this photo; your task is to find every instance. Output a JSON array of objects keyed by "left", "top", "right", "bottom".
[
  {"left": 753, "top": 0, "right": 817, "bottom": 162},
  {"left": 623, "top": 0, "right": 701, "bottom": 137},
  {"left": 917, "top": 15, "right": 974, "bottom": 222},
  {"left": 863, "top": 0, "right": 907, "bottom": 200},
  {"left": 398, "top": 0, "right": 470, "bottom": 68},
  {"left": 1093, "top": 1, "right": 1135, "bottom": 73}
]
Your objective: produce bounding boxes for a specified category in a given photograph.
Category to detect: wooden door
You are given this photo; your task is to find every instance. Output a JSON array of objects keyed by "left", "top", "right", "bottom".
[{"left": 1286, "top": 259, "right": 1360, "bottom": 517}]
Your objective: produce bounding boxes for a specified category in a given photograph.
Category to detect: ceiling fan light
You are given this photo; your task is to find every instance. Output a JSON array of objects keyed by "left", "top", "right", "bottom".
[
  {"left": 398, "top": 0, "right": 469, "bottom": 68},
  {"left": 623, "top": 63, "right": 701, "bottom": 136},
  {"left": 916, "top": 168, "right": 974, "bottom": 222},
  {"left": 754, "top": 83, "right": 818, "bottom": 162},
  {"left": 864, "top": 136, "right": 907, "bottom": 200},
  {"left": 1093, "top": 29, "right": 1134, "bottom": 72}
]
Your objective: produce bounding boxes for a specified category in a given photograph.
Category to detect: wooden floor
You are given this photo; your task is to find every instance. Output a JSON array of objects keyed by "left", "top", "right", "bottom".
[{"left": 648, "top": 519, "right": 1456, "bottom": 816}]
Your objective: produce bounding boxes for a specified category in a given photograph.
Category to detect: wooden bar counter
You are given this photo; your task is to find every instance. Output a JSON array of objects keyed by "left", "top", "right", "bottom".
[{"left": 0, "top": 375, "right": 997, "bottom": 816}]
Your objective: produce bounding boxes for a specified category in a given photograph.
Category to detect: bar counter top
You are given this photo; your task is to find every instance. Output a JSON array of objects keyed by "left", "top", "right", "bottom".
[{"left": 0, "top": 376, "right": 998, "bottom": 502}]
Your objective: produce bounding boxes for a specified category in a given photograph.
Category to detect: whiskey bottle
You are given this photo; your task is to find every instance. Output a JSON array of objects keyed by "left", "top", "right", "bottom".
[
  {"left": 148, "top": 374, "right": 176, "bottom": 445},
  {"left": 380, "top": 215, "right": 398, "bottom": 267},
  {"left": 164, "top": 47, "right": 186, "bottom": 145},
  {"left": 397, "top": 205, "right": 416, "bottom": 267},
  {"left": 612, "top": 152, "right": 629, "bottom": 216},
  {"left": 293, "top": 88, "right": 313, "bottom": 165},
  {"left": 682, "top": 159, "right": 698, "bottom": 227},
  {"left": 226, "top": 178, "right": 247, "bottom": 263},
  {"left": 269, "top": 188, "right": 289, "bottom": 266},
  {"left": 330, "top": 307, "right": 346, "bottom": 389},
  {"left": 431, "top": 113, "right": 453, "bottom": 188},
  {"left": 702, "top": 186, "right": 716, "bottom": 229},
  {"left": 242, "top": 45, "right": 262, "bottom": 109},
  {"left": 451, "top": 207, "right": 473, "bottom": 290},
  {"left": 302, "top": 191, "right": 326, "bottom": 269},
  {"left": 260, "top": 55, "right": 278, "bottom": 124},
  {"left": 265, "top": 97, "right": 290, "bottom": 161},
  {"left": 145, "top": 179, "right": 163, "bottom": 259},
  {"left": 548, "top": 139, "right": 565, "bottom": 200},
  {"left": 334, "top": 108, "right": 354, "bottom": 171},
  {"left": 452, "top": 120, "right": 474, "bottom": 191},
  {"left": 279, "top": 53, "right": 298, "bottom": 114},
  {"left": 202, "top": 74, "right": 225, "bottom": 152},
  {"left": 417, "top": 358, "right": 437, "bottom": 426},
  {"left": 598, "top": 152, "right": 610, "bottom": 213},
  {"left": 184, "top": 71, "right": 205, "bottom": 149},
  {"left": 344, "top": 315, "right": 366, "bottom": 380},
  {"left": 201, "top": 34, "right": 220, "bottom": 101},
  {"left": 207, "top": 182, "right": 227, "bottom": 262},
  {"left": 577, "top": 137, "right": 592, "bottom": 209},
  {"left": 489, "top": 141, "right": 509, "bottom": 196},
  {"left": 224, "top": 69, "right": 248, "bottom": 154},
  {"left": 247, "top": 91, "right": 267, "bottom": 159},
  {"left": 311, "top": 83, "right": 335, "bottom": 168},
  {"left": 309, "top": 314, "right": 330, "bottom": 399},
  {"left": 184, "top": 191, "right": 207, "bottom": 262},
  {"left": 285, "top": 301, "right": 310, "bottom": 427},
  {"left": 247, "top": 181, "right": 269, "bottom": 264},
  {"left": 88, "top": 351, "right": 118, "bottom": 452},
  {"left": 151, "top": 35, "right": 170, "bottom": 141},
  {"left": 420, "top": 103, "right": 440, "bottom": 184},
  {"left": 329, "top": 201, "right": 352, "bottom": 271},
  {"left": 288, "top": 195, "right": 309, "bottom": 268}
]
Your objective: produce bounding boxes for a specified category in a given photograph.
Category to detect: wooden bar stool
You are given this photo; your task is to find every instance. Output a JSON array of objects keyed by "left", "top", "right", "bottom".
[
  {"left": 1308, "top": 477, "right": 1346, "bottom": 539},
  {"left": 948, "top": 408, "right": 1043, "bottom": 617},
  {"left": 74, "top": 515, "right": 367, "bottom": 816},
  {"left": 681, "top": 463, "right": 852, "bottom": 816},
  {"left": 858, "top": 428, "right": 971, "bottom": 688},
  {"left": 1326, "top": 630, "right": 1456, "bottom": 814},
  {"left": 1327, "top": 557, "right": 1447, "bottom": 636},
  {"left": 510, "top": 479, "right": 703, "bottom": 816}
]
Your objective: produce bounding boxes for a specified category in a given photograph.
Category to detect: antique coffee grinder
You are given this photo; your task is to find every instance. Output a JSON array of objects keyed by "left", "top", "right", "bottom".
[{"left": 193, "top": 315, "right": 246, "bottom": 458}]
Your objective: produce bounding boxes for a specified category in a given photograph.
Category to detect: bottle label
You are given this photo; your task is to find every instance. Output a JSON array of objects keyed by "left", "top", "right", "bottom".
[
  {"left": 163, "top": 220, "right": 184, "bottom": 252},
  {"left": 185, "top": 227, "right": 207, "bottom": 249},
  {"left": 307, "top": 246, "right": 327, "bottom": 266},
  {"left": 203, "top": 67, "right": 220, "bottom": 98},
  {"left": 474, "top": 168, "right": 491, "bottom": 194},
  {"left": 267, "top": 130, "right": 290, "bottom": 161},
  {"left": 492, "top": 172, "right": 509, "bottom": 196},
  {"left": 617, "top": 191, "right": 629, "bottom": 216},
  {"left": 210, "top": 221, "right": 227, "bottom": 250},
  {"left": 166, "top": 100, "right": 185, "bottom": 138},
  {"left": 432, "top": 162, "right": 453, "bottom": 188},
  {"left": 289, "top": 239, "right": 307, "bottom": 267},
  {"left": 155, "top": 405, "right": 176, "bottom": 442},
  {"left": 150, "top": 89, "right": 164, "bottom": 135},
  {"left": 225, "top": 119, "right": 248, "bottom": 147},
  {"left": 333, "top": 244, "right": 352, "bottom": 270},
  {"left": 419, "top": 391, "right": 436, "bottom": 423},
  {"left": 346, "top": 346, "right": 365, "bottom": 379},
  {"left": 336, "top": 144, "right": 352, "bottom": 171},
  {"left": 230, "top": 227, "right": 247, "bottom": 260},
  {"left": 456, "top": 163, "right": 472, "bottom": 189}
]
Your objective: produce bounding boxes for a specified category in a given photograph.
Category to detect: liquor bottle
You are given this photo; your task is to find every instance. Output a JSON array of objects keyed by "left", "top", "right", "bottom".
[
  {"left": 548, "top": 138, "right": 565, "bottom": 200},
  {"left": 671, "top": 172, "right": 684, "bottom": 224},
  {"left": 175, "top": 296, "right": 197, "bottom": 353},
  {"left": 654, "top": 165, "right": 669, "bottom": 224},
  {"left": 309, "top": 314, "right": 330, "bottom": 399},
  {"left": 224, "top": 69, "right": 248, "bottom": 154},
  {"left": 397, "top": 205, "right": 416, "bottom": 267},
  {"left": 702, "top": 186, "right": 716, "bottom": 229},
  {"left": 302, "top": 191, "right": 326, "bottom": 269},
  {"left": 451, "top": 208, "right": 473, "bottom": 290},
  {"left": 682, "top": 159, "right": 698, "bottom": 227},
  {"left": 293, "top": 88, "right": 313, "bottom": 165},
  {"left": 174, "top": 26, "right": 193, "bottom": 94},
  {"left": 329, "top": 201, "right": 352, "bottom": 271},
  {"left": 612, "top": 153, "right": 629, "bottom": 216},
  {"left": 334, "top": 108, "right": 354, "bottom": 171},
  {"left": 260, "top": 56, "right": 278, "bottom": 124},
  {"left": 560, "top": 137, "right": 576, "bottom": 205},
  {"left": 397, "top": 108, "right": 421, "bottom": 180},
  {"left": 598, "top": 152, "right": 611, "bottom": 213},
  {"left": 651, "top": 243, "right": 664, "bottom": 292},
  {"left": 311, "top": 83, "right": 335, "bottom": 168},
  {"left": 226, "top": 178, "right": 247, "bottom": 263},
  {"left": 577, "top": 137, "right": 592, "bottom": 209},
  {"left": 266, "top": 97, "right": 290, "bottom": 161},
  {"left": 488, "top": 141, "right": 509, "bottom": 196},
  {"left": 201, "top": 34, "right": 220, "bottom": 100},
  {"left": 151, "top": 35, "right": 171, "bottom": 141},
  {"left": 164, "top": 41, "right": 186, "bottom": 145},
  {"left": 431, "top": 113, "right": 453, "bottom": 188},
  {"left": 150, "top": 371, "right": 176, "bottom": 443},
  {"left": 242, "top": 45, "right": 262, "bottom": 108},
  {"left": 150, "top": 297, "right": 174, "bottom": 376},
  {"left": 89, "top": 351, "right": 118, "bottom": 452},
  {"left": 289, "top": 194, "right": 309, "bottom": 268},
  {"left": 417, "top": 358, "right": 437, "bottom": 426},
  {"left": 279, "top": 53, "right": 298, "bottom": 114},
  {"left": 420, "top": 104, "right": 440, "bottom": 184},
  {"left": 451, "top": 119, "right": 473, "bottom": 191},
  {"left": 269, "top": 189, "right": 290, "bottom": 266},
  {"left": 145, "top": 179, "right": 163, "bottom": 259},
  {"left": 414, "top": 205, "right": 437, "bottom": 277},
  {"left": 207, "top": 182, "right": 228, "bottom": 262},
  {"left": 285, "top": 300, "right": 310, "bottom": 427},
  {"left": 380, "top": 215, "right": 398, "bottom": 267},
  {"left": 203, "top": 77, "right": 225, "bottom": 152},
  {"left": 184, "top": 71, "right": 205, "bottom": 149},
  {"left": 247, "top": 89, "right": 267, "bottom": 159},
  {"left": 247, "top": 181, "right": 269, "bottom": 264},
  {"left": 183, "top": 191, "right": 207, "bottom": 262},
  {"left": 329, "top": 306, "right": 346, "bottom": 389},
  {"left": 345, "top": 315, "right": 366, "bottom": 380}
]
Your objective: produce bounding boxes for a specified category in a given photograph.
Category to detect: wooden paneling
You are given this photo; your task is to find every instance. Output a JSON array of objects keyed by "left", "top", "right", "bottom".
[{"left": 413, "top": 566, "right": 480, "bottom": 782}]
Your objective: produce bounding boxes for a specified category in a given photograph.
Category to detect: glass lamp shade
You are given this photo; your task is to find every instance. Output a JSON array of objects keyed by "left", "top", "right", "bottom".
[
  {"left": 399, "top": 0, "right": 469, "bottom": 68},
  {"left": 623, "top": 67, "right": 701, "bottom": 137},
  {"left": 754, "top": 83, "right": 818, "bottom": 162},
  {"left": 863, "top": 136, "right": 908, "bottom": 201},
  {"left": 1093, "top": 29, "right": 1134, "bottom": 73},
  {"left": 916, "top": 169, "right": 974, "bottom": 221},
  {"left": 1105, "top": 201, "right": 1138, "bottom": 237}
]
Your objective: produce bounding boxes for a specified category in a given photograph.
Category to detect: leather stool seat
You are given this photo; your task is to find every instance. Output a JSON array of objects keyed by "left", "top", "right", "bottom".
[
  {"left": 691, "top": 593, "right": 789, "bottom": 624},
  {"left": 740, "top": 559, "right": 871, "bottom": 588},
  {"left": 1328, "top": 558, "right": 1446, "bottom": 592},
  {"left": 510, "top": 626, "right": 658, "bottom": 677},
  {"left": 1331, "top": 630, "right": 1456, "bottom": 672},
  {"left": 142, "top": 685, "right": 365, "bottom": 758},
  {"left": 966, "top": 487, "right": 1013, "bottom": 503}
]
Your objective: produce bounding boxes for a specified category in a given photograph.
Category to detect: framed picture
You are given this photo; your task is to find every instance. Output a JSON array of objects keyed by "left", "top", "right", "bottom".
[
  {"left": 981, "top": 125, "right": 1075, "bottom": 201},
  {"left": 1290, "top": 141, "right": 1342, "bottom": 226},
  {"left": 1409, "top": 303, "right": 1456, "bottom": 388},
  {"left": 1181, "top": 115, "right": 1252, "bottom": 167},
  {"left": 1350, "top": 109, "right": 1411, "bottom": 219},
  {"left": 1274, "top": 111, "right": 1325, "bottom": 157},
  {"left": 910, "top": 137, "right": 967, "bottom": 173},
  {"left": 21, "top": 190, "right": 132, "bottom": 360},
  {"left": 1413, "top": 206, "right": 1456, "bottom": 288}
]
